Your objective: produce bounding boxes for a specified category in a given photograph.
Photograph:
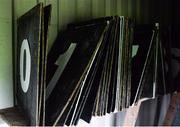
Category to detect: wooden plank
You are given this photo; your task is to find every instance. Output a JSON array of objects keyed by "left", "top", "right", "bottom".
[
  {"left": 163, "top": 92, "right": 180, "bottom": 125},
  {"left": 0, "top": 107, "right": 29, "bottom": 126}
]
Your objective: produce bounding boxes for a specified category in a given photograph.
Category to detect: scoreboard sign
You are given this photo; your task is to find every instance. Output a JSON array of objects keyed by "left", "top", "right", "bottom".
[{"left": 17, "top": 3, "right": 51, "bottom": 126}]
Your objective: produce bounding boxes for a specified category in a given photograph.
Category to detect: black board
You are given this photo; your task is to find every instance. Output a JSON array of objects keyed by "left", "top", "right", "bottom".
[
  {"left": 17, "top": 3, "right": 51, "bottom": 126},
  {"left": 17, "top": 3, "right": 43, "bottom": 125},
  {"left": 45, "top": 22, "right": 107, "bottom": 126}
]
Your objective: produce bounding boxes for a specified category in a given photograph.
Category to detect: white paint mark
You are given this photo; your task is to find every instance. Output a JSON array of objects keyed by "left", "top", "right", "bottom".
[{"left": 20, "top": 39, "right": 31, "bottom": 93}]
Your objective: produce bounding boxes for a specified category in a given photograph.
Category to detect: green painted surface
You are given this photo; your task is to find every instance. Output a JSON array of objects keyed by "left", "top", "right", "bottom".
[
  {"left": 0, "top": 0, "right": 13, "bottom": 109},
  {"left": 15, "top": 0, "right": 37, "bottom": 19},
  {"left": 19, "top": 0, "right": 170, "bottom": 52}
]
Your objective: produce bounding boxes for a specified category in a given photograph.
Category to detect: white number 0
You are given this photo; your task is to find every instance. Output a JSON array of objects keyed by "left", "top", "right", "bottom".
[{"left": 20, "top": 39, "right": 31, "bottom": 93}]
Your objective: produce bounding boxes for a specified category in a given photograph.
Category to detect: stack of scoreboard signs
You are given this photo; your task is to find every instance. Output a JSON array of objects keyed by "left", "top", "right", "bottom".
[
  {"left": 44, "top": 16, "right": 134, "bottom": 126},
  {"left": 17, "top": 3, "right": 168, "bottom": 126},
  {"left": 16, "top": 3, "right": 134, "bottom": 126},
  {"left": 17, "top": 3, "right": 51, "bottom": 126}
]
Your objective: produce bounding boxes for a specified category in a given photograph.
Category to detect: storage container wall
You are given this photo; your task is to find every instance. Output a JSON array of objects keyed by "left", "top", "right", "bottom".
[
  {"left": 13, "top": 0, "right": 172, "bottom": 51},
  {"left": 0, "top": 0, "right": 13, "bottom": 109}
]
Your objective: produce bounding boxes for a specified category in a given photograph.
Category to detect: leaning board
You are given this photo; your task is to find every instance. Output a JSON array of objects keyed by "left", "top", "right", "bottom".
[{"left": 17, "top": 3, "right": 43, "bottom": 126}]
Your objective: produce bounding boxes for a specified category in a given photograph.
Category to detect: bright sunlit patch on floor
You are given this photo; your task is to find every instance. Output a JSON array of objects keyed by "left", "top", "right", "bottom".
[{"left": 0, "top": 116, "right": 9, "bottom": 127}]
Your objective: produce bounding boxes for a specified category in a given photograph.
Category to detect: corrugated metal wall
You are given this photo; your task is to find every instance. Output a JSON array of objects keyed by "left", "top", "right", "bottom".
[{"left": 13, "top": 0, "right": 172, "bottom": 50}]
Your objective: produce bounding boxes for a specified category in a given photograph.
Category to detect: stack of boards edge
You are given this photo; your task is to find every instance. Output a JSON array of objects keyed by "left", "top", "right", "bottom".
[
  {"left": 16, "top": 3, "right": 134, "bottom": 126},
  {"left": 17, "top": 3, "right": 51, "bottom": 126},
  {"left": 134, "top": 24, "right": 168, "bottom": 102},
  {"left": 45, "top": 16, "right": 134, "bottom": 126}
]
